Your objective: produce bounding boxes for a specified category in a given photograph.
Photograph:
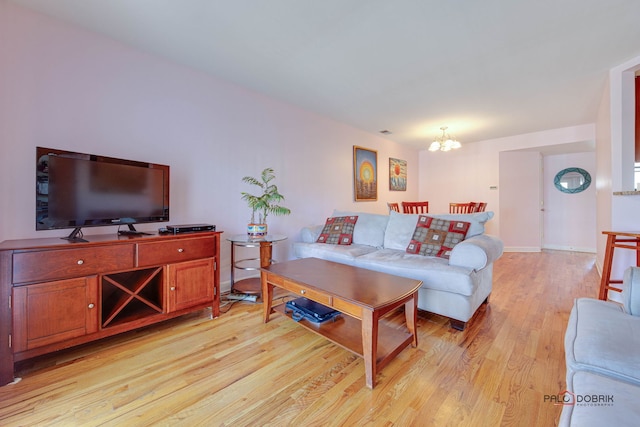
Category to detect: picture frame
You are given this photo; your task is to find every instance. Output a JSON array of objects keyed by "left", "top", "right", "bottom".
[
  {"left": 389, "top": 158, "right": 407, "bottom": 191},
  {"left": 353, "top": 146, "right": 378, "bottom": 201}
]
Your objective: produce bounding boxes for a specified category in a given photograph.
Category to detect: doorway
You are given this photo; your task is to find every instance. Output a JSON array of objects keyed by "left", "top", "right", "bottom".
[{"left": 542, "top": 152, "right": 596, "bottom": 252}]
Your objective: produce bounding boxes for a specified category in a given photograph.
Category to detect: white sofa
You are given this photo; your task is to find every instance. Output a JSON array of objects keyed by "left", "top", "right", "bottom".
[
  {"left": 560, "top": 266, "right": 640, "bottom": 426},
  {"left": 293, "top": 210, "right": 504, "bottom": 330}
]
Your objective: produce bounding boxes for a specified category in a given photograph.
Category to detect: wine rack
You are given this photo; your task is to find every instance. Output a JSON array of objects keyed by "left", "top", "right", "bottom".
[{"left": 101, "top": 267, "right": 164, "bottom": 328}]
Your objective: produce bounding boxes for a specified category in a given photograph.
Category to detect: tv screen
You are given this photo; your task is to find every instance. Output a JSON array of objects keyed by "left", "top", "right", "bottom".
[{"left": 36, "top": 147, "right": 169, "bottom": 239}]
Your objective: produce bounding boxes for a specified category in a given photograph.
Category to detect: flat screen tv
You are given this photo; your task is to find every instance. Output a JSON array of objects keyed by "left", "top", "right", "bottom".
[{"left": 36, "top": 147, "right": 170, "bottom": 242}]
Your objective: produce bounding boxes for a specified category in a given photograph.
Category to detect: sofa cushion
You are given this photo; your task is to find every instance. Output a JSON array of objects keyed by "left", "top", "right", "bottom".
[
  {"left": 560, "top": 370, "right": 640, "bottom": 427},
  {"left": 332, "top": 210, "right": 389, "bottom": 248},
  {"left": 384, "top": 211, "right": 424, "bottom": 250},
  {"left": 383, "top": 210, "right": 493, "bottom": 250},
  {"left": 355, "top": 249, "right": 477, "bottom": 296},
  {"left": 565, "top": 297, "right": 640, "bottom": 386},
  {"left": 406, "top": 215, "right": 470, "bottom": 259},
  {"left": 316, "top": 216, "right": 358, "bottom": 245},
  {"left": 293, "top": 242, "right": 378, "bottom": 264},
  {"left": 430, "top": 211, "right": 494, "bottom": 237},
  {"left": 622, "top": 266, "right": 640, "bottom": 316},
  {"left": 300, "top": 225, "right": 323, "bottom": 243}
]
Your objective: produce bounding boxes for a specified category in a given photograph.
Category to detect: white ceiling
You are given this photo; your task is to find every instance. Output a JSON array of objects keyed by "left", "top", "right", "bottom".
[{"left": 10, "top": 0, "right": 640, "bottom": 148}]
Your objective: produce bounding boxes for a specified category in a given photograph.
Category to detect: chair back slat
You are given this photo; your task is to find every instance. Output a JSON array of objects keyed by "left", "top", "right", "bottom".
[
  {"left": 402, "top": 201, "right": 429, "bottom": 214},
  {"left": 387, "top": 202, "right": 400, "bottom": 212},
  {"left": 449, "top": 202, "right": 475, "bottom": 214}
]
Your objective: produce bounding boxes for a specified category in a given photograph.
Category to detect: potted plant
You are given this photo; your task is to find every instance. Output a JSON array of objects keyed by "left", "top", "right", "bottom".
[{"left": 241, "top": 168, "right": 291, "bottom": 237}]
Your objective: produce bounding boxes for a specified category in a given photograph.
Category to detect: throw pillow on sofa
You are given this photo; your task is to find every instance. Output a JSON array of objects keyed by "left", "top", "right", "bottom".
[
  {"left": 383, "top": 210, "right": 493, "bottom": 250},
  {"left": 332, "top": 210, "right": 389, "bottom": 247},
  {"left": 316, "top": 216, "right": 358, "bottom": 245},
  {"left": 406, "top": 215, "right": 470, "bottom": 258}
]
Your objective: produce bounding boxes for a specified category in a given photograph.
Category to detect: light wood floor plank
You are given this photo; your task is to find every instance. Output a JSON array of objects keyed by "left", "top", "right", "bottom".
[{"left": 0, "top": 250, "right": 599, "bottom": 426}]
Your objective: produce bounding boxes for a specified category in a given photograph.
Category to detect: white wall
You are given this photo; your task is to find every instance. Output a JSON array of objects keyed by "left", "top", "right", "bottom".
[
  {"left": 598, "top": 53, "right": 640, "bottom": 280},
  {"left": 0, "top": 3, "right": 419, "bottom": 291},
  {"left": 4, "top": 3, "right": 627, "bottom": 292},
  {"left": 417, "top": 141, "right": 500, "bottom": 220},
  {"left": 596, "top": 77, "right": 613, "bottom": 269},
  {"left": 419, "top": 125, "right": 596, "bottom": 248},
  {"left": 543, "top": 152, "right": 596, "bottom": 252}
]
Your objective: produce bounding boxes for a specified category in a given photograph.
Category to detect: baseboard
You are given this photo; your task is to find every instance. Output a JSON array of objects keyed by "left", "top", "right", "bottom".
[
  {"left": 505, "top": 245, "right": 597, "bottom": 253},
  {"left": 541, "top": 244, "right": 596, "bottom": 253},
  {"left": 503, "top": 246, "right": 541, "bottom": 253}
]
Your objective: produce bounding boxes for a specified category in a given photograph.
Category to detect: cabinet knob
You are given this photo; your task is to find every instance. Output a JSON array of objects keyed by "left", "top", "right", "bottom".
[
  {"left": 177, "top": 248, "right": 184, "bottom": 253},
  {"left": 88, "top": 303, "right": 95, "bottom": 309},
  {"left": 77, "top": 259, "right": 84, "bottom": 265},
  {"left": 300, "top": 289, "right": 306, "bottom": 294},
  {"left": 170, "top": 286, "right": 176, "bottom": 291}
]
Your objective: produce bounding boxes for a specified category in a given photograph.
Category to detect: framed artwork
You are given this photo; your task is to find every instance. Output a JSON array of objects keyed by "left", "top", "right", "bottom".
[
  {"left": 353, "top": 146, "right": 378, "bottom": 201},
  {"left": 389, "top": 158, "right": 407, "bottom": 191}
]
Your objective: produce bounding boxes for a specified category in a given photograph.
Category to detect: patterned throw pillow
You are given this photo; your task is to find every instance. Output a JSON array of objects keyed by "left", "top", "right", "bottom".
[
  {"left": 406, "top": 215, "right": 470, "bottom": 259},
  {"left": 316, "top": 216, "right": 359, "bottom": 245}
]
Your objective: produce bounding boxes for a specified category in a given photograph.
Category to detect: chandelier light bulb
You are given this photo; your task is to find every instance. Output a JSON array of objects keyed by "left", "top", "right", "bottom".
[{"left": 429, "top": 126, "right": 461, "bottom": 152}]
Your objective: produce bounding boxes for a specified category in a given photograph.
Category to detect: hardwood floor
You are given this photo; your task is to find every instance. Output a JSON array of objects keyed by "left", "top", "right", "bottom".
[{"left": 0, "top": 251, "right": 599, "bottom": 426}]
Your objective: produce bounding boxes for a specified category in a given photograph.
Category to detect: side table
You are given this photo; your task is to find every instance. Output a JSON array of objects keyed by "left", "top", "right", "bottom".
[{"left": 227, "top": 234, "right": 287, "bottom": 296}]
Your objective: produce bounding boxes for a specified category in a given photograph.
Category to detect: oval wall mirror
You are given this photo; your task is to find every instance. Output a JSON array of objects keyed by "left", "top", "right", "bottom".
[{"left": 554, "top": 167, "right": 591, "bottom": 194}]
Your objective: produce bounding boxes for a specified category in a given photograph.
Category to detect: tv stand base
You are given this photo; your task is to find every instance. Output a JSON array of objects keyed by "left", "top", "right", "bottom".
[{"left": 62, "top": 227, "right": 88, "bottom": 243}]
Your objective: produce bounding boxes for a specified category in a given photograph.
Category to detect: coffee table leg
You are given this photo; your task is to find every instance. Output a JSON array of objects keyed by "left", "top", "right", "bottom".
[
  {"left": 362, "top": 309, "right": 378, "bottom": 389},
  {"left": 405, "top": 292, "right": 418, "bottom": 347},
  {"left": 261, "top": 272, "right": 274, "bottom": 323}
]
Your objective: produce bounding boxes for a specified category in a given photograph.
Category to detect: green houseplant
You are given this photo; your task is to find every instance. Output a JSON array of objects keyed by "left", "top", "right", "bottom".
[{"left": 241, "top": 168, "right": 291, "bottom": 236}]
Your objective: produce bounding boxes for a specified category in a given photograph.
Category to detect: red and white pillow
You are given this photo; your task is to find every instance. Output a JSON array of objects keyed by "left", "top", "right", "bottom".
[
  {"left": 406, "top": 215, "right": 470, "bottom": 259},
  {"left": 316, "top": 216, "right": 359, "bottom": 245}
]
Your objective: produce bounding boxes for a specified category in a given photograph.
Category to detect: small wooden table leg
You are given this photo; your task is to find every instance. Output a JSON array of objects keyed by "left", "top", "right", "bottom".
[
  {"left": 361, "top": 309, "right": 378, "bottom": 389},
  {"left": 405, "top": 292, "right": 418, "bottom": 348},
  {"left": 259, "top": 241, "right": 273, "bottom": 269},
  {"left": 261, "top": 273, "right": 274, "bottom": 323}
]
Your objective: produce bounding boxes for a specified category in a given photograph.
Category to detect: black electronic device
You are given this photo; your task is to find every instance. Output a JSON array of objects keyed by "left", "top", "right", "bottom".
[
  {"left": 166, "top": 224, "right": 216, "bottom": 234},
  {"left": 285, "top": 297, "right": 341, "bottom": 324},
  {"left": 36, "top": 147, "right": 170, "bottom": 242}
]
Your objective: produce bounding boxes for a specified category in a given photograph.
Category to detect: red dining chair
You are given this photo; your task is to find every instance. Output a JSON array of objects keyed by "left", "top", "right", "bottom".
[
  {"left": 449, "top": 202, "right": 475, "bottom": 214},
  {"left": 474, "top": 202, "right": 487, "bottom": 212},
  {"left": 402, "top": 201, "right": 429, "bottom": 214}
]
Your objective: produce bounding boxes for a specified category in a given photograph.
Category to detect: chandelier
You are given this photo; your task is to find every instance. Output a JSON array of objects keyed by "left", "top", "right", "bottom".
[{"left": 428, "top": 126, "right": 461, "bottom": 152}]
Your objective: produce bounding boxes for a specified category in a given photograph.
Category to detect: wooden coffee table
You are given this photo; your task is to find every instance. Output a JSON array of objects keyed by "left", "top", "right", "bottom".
[{"left": 261, "top": 257, "right": 422, "bottom": 388}]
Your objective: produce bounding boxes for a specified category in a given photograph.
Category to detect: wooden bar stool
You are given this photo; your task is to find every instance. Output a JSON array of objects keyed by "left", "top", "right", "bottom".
[{"left": 599, "top": 231, "right": 640, "bottom": 300}]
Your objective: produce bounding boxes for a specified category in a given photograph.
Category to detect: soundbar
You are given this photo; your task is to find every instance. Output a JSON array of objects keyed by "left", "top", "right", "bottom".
[{"left": 166, "top": 224, "right": 216, "bottom": 234}]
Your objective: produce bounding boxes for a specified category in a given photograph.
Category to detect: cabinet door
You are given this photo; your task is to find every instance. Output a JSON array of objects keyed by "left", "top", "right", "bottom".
[
  {"left": 167, "top": 258, "right": 214, "bottom": 312},
  {"left": 12, "top": 277, "right": 99, "bottom": 352}
]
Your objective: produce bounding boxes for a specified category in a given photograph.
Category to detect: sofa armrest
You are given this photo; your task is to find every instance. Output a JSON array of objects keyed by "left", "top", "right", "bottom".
[
  {"left": 622, "top": 266, "right": 640, "bottom": 316},
  {"left": 449, "top": 234, "right": 504, "bottom": 270},
  {"left": 300, "top": 225, "right": 323, "bottom": 243}
]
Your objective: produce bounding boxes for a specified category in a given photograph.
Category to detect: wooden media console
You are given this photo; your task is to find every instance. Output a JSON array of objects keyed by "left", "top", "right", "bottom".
[{"left": 0, "top": 231, "right": 222, "bottom": 386}]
